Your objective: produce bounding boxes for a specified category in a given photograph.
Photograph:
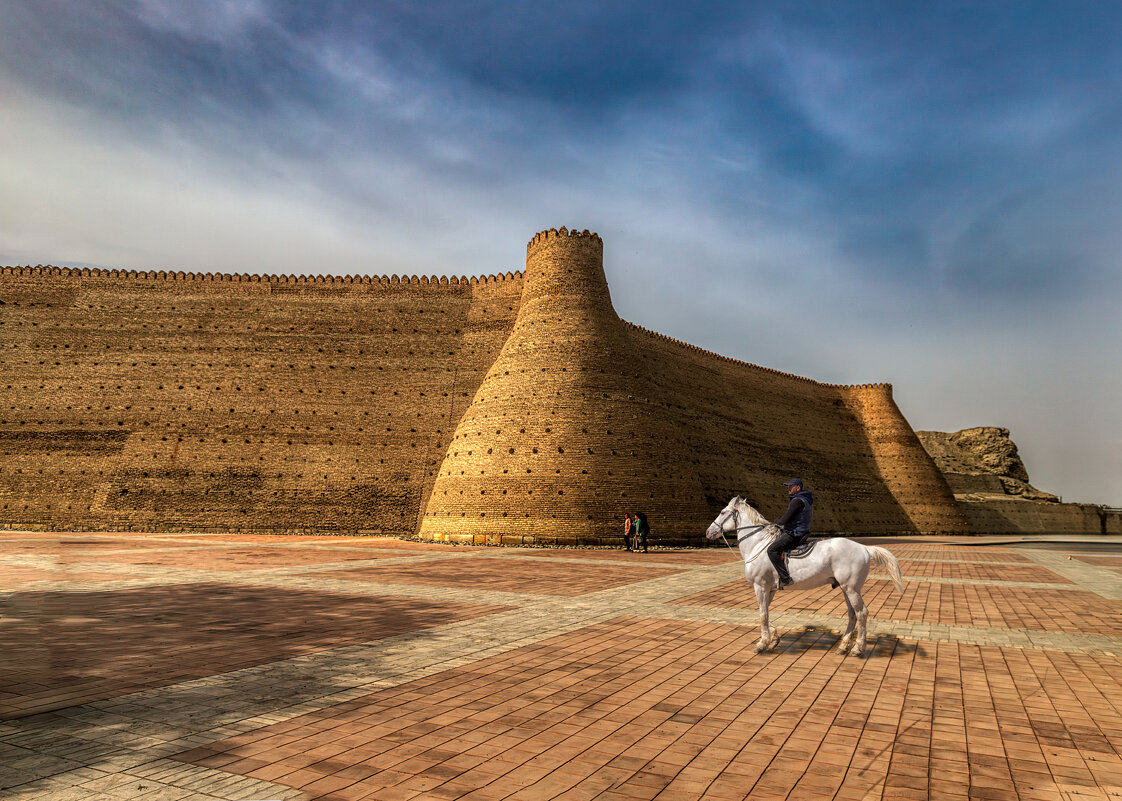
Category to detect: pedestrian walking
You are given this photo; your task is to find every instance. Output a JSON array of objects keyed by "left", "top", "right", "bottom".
[{"left": 633, "top": 511, "right": 649, "bottom": 552}]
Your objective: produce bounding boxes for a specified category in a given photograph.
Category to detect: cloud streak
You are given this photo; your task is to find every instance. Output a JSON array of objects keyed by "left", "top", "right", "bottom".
[{"left": 0, "top": 0, "right": 1119, "bottom": 503}]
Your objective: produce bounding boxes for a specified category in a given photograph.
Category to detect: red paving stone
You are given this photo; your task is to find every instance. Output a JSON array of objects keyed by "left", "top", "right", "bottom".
[
  {"left": 865, "top": 545, "right": 1031, "bottom": 563},
  {"left": 0, "top": 584, "right": 507, "bottom": 719},
  {"left": 517, "top": 548, "right": 740, "bottom": 565},
  {"left": 896, "top": 559, "right": 1071, "bottom": 583},
  {"left": 320, "top": 557, "right": 684, "bottom": 596},
  {"left": 0, "top": 537, "right": 198, "bottom": 554},
  {"left": 55, "top": 545, "right": 405, "bottom": 570},
  {"left": 4, "top": 536, "right": 1121, "bottom": 798},
  {"left": 674, "top": 578, "right": 1122, "bottom": 635},
  {"left": 177, "top": 616, "right": 1122, "bottom": 801},
  {"left": 1077, "top": 555, "right": 1122, "bottom": 566},
  {"left": 0, "top": 564, "right": 145, "bottom": 589}
]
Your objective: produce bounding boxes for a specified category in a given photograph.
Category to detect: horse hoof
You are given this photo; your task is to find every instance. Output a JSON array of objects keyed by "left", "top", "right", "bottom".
[
  {"left": 836, "top": 643, "right": 851, "bottom": 655},
  {"left": 849, "top": 646, "right": 865, "bottom": 658}
]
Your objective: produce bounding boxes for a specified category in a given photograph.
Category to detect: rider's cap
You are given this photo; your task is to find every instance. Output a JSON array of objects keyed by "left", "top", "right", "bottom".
[{"left": 783, "top": 478, "right": 804, "bottom": 487}]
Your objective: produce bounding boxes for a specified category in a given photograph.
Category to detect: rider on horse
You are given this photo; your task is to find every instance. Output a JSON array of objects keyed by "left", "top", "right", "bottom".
[{"left": 769, "top": 478, "right": 814, "bottom": 588}]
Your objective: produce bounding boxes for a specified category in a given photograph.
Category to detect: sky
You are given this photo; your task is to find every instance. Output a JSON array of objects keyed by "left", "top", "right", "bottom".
[{"left": 0, "top": 1, "right": 1119, "bottom": 505}]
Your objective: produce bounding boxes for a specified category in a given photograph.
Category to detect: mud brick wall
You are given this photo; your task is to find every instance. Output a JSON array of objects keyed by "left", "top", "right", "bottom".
[
  {"left": 417, "top": 228, "right": 965, "bottom": 545},
  {"left": 957, "top": 498, "right": 1122, "bottom": 535},
  {"left": 621, "top": 327, "right": 967, "bottom": 537},
  {"left": 3, "top": 227, "right": 1081, "bottom": 540},
  {"left": 0, "top": 267, "right": 521, "bottom": 533}
]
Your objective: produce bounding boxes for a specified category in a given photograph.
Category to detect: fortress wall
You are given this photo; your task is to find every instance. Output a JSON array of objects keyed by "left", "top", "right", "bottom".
[
  {"left": 956, "top": 498, "right": 1120, "bottom": 535},
  {"left": 2, "top": 233, "right": 1088, "bottom": 540},
  {"left": 0, "top": 266, "right": 522, "bottom": 532},
  {"left": 418, "top": 229, "right": 710, "bottom": 546},
  {"left": 624, "top": 326, "right": 967, "bottom": 534}
]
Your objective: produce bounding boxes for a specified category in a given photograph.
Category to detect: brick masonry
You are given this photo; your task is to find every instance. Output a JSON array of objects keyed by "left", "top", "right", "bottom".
[{"left": 0, "top": 227, "right": 1106, "bottom": 543}]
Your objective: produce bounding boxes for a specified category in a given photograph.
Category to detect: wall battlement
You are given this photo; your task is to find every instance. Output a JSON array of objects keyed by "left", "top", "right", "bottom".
[
  {"left": 624, "top": 321, "right": 893, "bottom": 391},
  {"left": 526, "top": 227, "right": 602, "bottom": 250},
  {"left": 0, "top": 228, "right": 1000, "bottom": 540},
  {"left": 0, "top": 264, "right": 523, "bottom": 287}
]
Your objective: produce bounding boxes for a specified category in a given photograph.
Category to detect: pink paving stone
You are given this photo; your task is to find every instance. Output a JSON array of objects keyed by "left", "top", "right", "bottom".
[
  {"left": 176, "top": 616, "right": 1122, "bottom": 801},
  {"left": 319, "top": 557, "right": 684, "bottom": 596},
  {"left": 0, "top": 537, "right": 199, "bottom": 553},
  {"left": 0, "top": 583, "right": 507, "bottom": 719},
  {"left": 516, "top": 548, "right": 741, "bottom": 565},
  {"left": 0, "top": 564, "right": 145, "bottom": 589},
  {"left": 55, "top": 545, "right": 406, "bottom": 570},
  {"left": 861, "top": 545, "right": 1031, "bottom": 563},
  {"left": 673, "top": 579, "right": 1122, "bottom": 634}
]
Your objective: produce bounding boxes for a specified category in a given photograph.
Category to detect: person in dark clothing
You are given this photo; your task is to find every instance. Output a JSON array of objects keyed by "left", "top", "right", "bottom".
[
  {"left": 633, "top": 512, "right": 649, "bottom": 552},
  {"left": 768, "top": 478, "right": 814, "bottom": 588}
]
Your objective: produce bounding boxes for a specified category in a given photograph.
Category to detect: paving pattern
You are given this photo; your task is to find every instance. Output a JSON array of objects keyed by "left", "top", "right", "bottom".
[{"left": 1, "top": 531, "right": 1120, "bottom": 801}]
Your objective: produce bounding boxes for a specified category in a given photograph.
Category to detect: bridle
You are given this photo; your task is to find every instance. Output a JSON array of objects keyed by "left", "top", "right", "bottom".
[
  {"left": 714, "top": 506, "right": 768, "bottom": 544},
  {"left": 713, "top": 502, "right": 776, "bottom": 565}
]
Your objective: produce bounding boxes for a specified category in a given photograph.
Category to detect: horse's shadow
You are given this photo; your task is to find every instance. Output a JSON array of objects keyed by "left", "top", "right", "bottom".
[{"left": 774, "top": 625, "right": 927, "bottom": 659}]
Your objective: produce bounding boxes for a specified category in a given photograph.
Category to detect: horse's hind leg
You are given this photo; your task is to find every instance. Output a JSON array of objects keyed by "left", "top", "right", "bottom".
[
  {"left": 754, "top": 584, "right": 779, "bottom": 652},
  {"left": 837, "top": 591, "right": 857, "bottom": 654},
  {"left": 841, "top": 585, "right": 869, "bottom": 657}
]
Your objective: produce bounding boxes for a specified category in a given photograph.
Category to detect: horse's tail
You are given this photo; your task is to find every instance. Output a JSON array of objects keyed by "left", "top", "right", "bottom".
[{"left": 867, "top": 546, "right": 904, "bottom": 593}]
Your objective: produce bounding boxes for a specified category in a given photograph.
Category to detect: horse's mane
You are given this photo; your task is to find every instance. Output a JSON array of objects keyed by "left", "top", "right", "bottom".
[{"left": 733, "top": 497, "right": 782, "bottom": 543}]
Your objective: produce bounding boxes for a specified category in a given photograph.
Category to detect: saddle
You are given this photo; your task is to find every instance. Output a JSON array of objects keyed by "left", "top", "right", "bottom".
[
  {"left": 781, "top": 539, "right": 840, "bottom": 588},
  {"left": 783, "top": 538, "right": 818, "bottom": 561}
]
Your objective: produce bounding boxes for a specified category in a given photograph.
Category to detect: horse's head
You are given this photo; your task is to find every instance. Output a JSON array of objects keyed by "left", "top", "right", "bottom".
[
  {"left": 706, "top": 497, "right": 773, "bottom": 541},
  {"left": 706, "top": 496, "right": 743, "bottom": 540}
]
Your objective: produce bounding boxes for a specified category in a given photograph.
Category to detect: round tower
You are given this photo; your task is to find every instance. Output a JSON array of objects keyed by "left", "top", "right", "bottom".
[
  {"left": 418, "top": 228, "right": 708, "bottom": 545},
  {"left": 844, "top": 383, "right": 970, "bottom": 534}
]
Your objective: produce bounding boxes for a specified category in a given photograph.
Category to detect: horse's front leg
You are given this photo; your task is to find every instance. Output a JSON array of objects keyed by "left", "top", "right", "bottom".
[{"left": 754, "top": 583, "right": 779, "bottom": 652}]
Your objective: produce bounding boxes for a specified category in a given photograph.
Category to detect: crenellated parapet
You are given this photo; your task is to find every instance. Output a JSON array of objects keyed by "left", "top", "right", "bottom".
[
  {"left": 0, "top": 264, "right": 523, "bottom": 288},
  {"left": 526, "top": 226, "right": 601, "bottom": 251},
  {"left": 625, "top": 322, "right": 892, "bottom": 390}
]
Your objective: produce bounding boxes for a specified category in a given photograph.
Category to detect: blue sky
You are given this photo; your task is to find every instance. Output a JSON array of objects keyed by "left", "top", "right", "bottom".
[{"left": 1, "top": 1, "right": 1119, "bottom": 504}]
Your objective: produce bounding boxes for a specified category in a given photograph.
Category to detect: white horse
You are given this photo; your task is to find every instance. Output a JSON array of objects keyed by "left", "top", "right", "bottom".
[{"left": 705, "top": 496, "right": 904, "bottom": 657}]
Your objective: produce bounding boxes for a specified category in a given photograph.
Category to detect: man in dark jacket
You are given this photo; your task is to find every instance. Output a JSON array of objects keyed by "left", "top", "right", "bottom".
[
  {"left": 633, "top": 512, "right": 649, "bottom": 553},
  {"left": 768, "top": 478, "right": 814, "bottom": 588}
]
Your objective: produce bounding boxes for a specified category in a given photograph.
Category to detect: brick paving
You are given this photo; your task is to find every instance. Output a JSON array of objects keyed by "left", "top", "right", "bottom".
[
  {"left": 0, "top": 565, "right": 151, "bottom": 589},
  {"left": 54, "top": 546, "right": 410, "bottom": 571},
  {"left": 675, "top": 579, "right": 1122, "bottom": 636},
  {"left": 894, "top": 560, "right": 1072, "bottom": 583},
  {"left": 867, "top": 546, "right": 1032, "bottom": 564},
  {"left": 1, "top": 532, "right": 1120, "bottom": 800},
  {"left": 0, "top": 539, "right": 198, "bottom": 554},
  {"left": 0, "top": 584, "right": 507, "bottom": 720},
  {"left": 319, "top": 558, "right": 685, "bottom": 597}
]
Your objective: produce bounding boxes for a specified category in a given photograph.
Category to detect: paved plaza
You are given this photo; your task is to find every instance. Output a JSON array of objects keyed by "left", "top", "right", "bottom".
[{"left": 1, "top": 532, "right": 1120, "bottom": 801}]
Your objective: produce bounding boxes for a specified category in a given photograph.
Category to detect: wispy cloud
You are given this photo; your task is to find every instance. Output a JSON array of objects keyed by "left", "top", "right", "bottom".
[{"left": 0, "top": 0, "right": 1119, "bottom": 502}]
